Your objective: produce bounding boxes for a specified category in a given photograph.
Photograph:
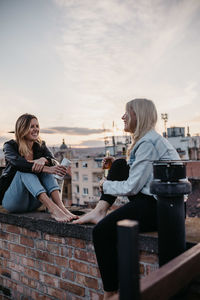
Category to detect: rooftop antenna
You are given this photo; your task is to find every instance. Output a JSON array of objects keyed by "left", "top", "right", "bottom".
[{"left": 161, "top": 113, "right": 168, "bottom": 137}]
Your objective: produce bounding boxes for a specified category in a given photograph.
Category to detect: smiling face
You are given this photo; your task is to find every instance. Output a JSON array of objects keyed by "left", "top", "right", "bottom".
[
  {"left": 122, "top": 105, "right": 137, "bottom": 133},
  {"left": 24, "top": 118, "right": 40, "bottom": 142}
]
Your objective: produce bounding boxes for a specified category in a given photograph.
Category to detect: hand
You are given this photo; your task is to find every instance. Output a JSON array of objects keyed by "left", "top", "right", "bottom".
[
  {"left": 102, "top": 156, "right": 115, "bottom": 169},
  {"left": 49, "top": 165, "right": 68, "bottom": 177},
  {"left": 99, "top": 177, "right": 107, "bottom": 192},
  {"left": 29, "top": 157, "right": 47, "bottom": 173}
]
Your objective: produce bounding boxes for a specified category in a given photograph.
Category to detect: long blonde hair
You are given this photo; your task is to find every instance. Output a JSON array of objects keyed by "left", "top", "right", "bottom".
[
  {"left": 15, "top": 113, "right": 41, "bottom": 157},
  {"left": 126, "top": 98, "right": 157, "bottom": 157}
]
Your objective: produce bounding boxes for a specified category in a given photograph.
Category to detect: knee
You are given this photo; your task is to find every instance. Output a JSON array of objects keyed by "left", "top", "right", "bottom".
[{"left": 112, "top": 158, "right": 127, "bottom": 168}]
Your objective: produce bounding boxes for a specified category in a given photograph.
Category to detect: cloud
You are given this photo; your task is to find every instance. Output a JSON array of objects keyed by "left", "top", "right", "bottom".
[
  {"left": 76, "top": 139, "right": 105, "bottom": 147},
  {"left": 40, "top": 126, "right": 111, "bottom": 135}
]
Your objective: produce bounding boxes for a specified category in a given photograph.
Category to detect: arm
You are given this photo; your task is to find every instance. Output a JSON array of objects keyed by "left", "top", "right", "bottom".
[
  {"left": 30, "top": 142, "right": 58, "bottom": 173},
  {"left": 102, "top": 141, "right": 157, "bottom": 196},
  {"left": 3, "top": 141, "right": 33, "bottom": 173}
]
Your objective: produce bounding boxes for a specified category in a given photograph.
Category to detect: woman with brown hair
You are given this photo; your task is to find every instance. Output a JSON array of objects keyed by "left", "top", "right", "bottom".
[{"left": 0, "top": 113, "right": 78, "bottom": 222}]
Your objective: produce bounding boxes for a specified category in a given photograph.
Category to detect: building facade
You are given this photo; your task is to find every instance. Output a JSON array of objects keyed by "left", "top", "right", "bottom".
[{"left": 71, "top": 157, "right": 104, "bottom": 206}]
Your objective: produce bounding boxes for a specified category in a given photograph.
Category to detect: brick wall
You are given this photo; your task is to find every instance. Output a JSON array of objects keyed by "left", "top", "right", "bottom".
[{"left": 0, "top": 216, "right": 159, "bottom": 300}]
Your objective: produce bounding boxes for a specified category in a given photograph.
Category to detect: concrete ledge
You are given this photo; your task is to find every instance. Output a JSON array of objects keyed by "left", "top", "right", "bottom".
[{"left": 0, "top": 207, "right": 199, "bottom": 253}]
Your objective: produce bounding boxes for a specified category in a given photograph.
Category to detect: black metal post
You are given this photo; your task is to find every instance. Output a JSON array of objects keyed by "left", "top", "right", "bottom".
[
  {"left": 117, "top": 220, "right": 140, "bottom": 300},
  {"left": 150, "top": 161, "right": 191, "bottom": 267}
]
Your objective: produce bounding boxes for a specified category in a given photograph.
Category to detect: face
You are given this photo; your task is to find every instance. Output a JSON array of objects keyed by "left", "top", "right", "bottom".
[
  {"left": 122, "top": 108, "right": 137, "bottom": 133},
  {"left": 24, "top": 118, "right": 40, "bottom": 142}
]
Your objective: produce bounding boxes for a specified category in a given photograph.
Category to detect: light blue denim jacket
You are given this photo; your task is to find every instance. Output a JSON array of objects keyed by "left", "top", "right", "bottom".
[{"left": 103, "top": 129, "right": 180, "bottom": 197}]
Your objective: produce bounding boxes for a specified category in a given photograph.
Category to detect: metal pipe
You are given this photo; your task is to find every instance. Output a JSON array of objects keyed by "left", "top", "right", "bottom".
[{"left": 150, "top": 161, "right": 191, "bottom": 266}]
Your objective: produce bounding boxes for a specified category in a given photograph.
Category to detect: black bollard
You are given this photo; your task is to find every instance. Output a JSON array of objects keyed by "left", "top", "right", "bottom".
[
  {"left": 150, "top": 161, "right": 191, "bottom": 267},
  {"left": 117, "top": 220, "right": 140, "bottom": 300}
]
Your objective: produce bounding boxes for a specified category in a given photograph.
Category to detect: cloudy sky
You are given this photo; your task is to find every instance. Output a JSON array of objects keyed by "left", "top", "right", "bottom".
[{"left": 0, "top": 0, "right": 200, "bottom": 148}]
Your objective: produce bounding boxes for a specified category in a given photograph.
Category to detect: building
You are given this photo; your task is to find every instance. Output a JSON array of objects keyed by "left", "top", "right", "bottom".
[
  {"left": 104, "top": 134, "right": 132, "bottom": 156},
  {"left": 71, "top": 157, "right": 104, "bottom": 206},
  {"left": 166, "top": 127, "right": 200, "bottom": 160}
]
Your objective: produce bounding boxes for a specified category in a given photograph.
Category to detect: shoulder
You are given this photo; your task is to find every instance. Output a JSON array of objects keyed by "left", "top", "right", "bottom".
[{"left": 3, "top": 139, "right": 18, "bottom": 150}]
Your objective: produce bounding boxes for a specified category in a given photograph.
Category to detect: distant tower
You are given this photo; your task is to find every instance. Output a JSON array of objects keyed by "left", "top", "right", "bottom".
[
  {"left": 60, "top": 139, "right": 68, "bottom": 151},
  {"left": 161, "top": 113, "right": 168, "bottom": 137}
]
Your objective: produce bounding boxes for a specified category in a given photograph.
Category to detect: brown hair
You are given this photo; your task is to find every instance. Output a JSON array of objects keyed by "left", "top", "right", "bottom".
[{"left": 15, "top": 113, "right": 41, "bottom": 157}]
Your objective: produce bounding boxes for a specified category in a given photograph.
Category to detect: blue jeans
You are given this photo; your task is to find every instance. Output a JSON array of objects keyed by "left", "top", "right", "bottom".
[{"left": 2, "top": 172, "right": 60, "bottom": 213}]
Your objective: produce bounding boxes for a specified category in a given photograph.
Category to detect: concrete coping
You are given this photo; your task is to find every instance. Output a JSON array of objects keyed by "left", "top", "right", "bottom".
[{"left": 0, "top": 207, "right": 199, "bottom": 254}]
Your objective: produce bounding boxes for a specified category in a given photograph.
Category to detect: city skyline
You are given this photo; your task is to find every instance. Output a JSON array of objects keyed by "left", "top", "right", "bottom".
[{"left": 0, "top": 0, "right": 200, "bottom": 148}]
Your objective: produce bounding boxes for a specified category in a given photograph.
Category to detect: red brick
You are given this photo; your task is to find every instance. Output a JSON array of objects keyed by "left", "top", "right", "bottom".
[
  {"left": 60, "top": 246, "right": 73, "bottom": 257},
  {"left": 44, "top": 233, "right": 65, "bottom": 244},
  {"left": 24, "top": 268, "right": 40, "bottom": 280},
  {"left": 69, "top": 260, "right": 89, "bottom": 274},
  {"left": 6, "top": 224, "right": 21, "bottom": 234},
  {"left": 60, "top": 281, "right": 85, "bottom": 296},
  {"left": 11, "top": 270, "right": 20, "bottom": 281},
  {"left": 40, "top": 274, "right": 59, "bottom": 288},
  {"left": 72, "top": 238, "right": 86, "bottom": 249},
  {"left": 47, "top": 287, "right": 63, "bottom": 299},
  {"left": 89, "top": 291, "right": 104, "bottom": 300},
  {"left": 0, "top": 249, "right": 10, "bottom": 259},
  {"left": 21, "top": 257, "right": 35, "bottom": 268},
  {"left": 35, "top": 240, "right": 46, "bottom": 250},
  {"left": 74, "top": 249, "right": 97, "bottom": 264},
  {"left": 7, "top": 261, "right": 24, "bottom": 272},
  {"left": 31, "top": 291, "right": 52, "bottom": 300},
  {"left": 89, "top": 266, "right": 101, "bottom": 278},
  {"left": 76, "top": 273, "right": 98, "bottom": 289},
  {"left": 20, "top": 236, "right": 34, "bottom": 248},
  {"left": 45, "top": 263, "right": 61, "bottom": 277},
  {"left": 21, "top": 228, "right": 40, "bottom": 238},
  {"left": 0, "top": 230, "right": 8, "bottom": 239},
  {"left": 9, "top": 244, "right": 26, "bottom": 255},
  {"left": 36, "top": 250, "right": 54, "bottom": 263},
  {"left": 26, "top": 247, "right": 37, "bottom": 258},
  {"left": 62, "top": 269, "right": 75, "bottom": 281},
  {"left": 21, "top": 275, "right": 29, "bottom": 286},
  {"left": 46, "top": 243, "right": 59, "bottom": 255},
  {"left": 55, "top": 255, "right": 68, "bottom": 267},
  {"left": 7, "top": 233, "right": 19, "bottom": 243}
]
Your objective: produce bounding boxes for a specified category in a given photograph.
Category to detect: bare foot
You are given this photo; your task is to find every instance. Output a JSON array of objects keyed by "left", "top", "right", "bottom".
[
  {"left": 50, "top": 206, "right": 73, "bottom": 222},
  {"left": 61, "top": 206, "right": 79, "bottom": 220},
  {"left": 72, "top": 208, "right": 107, "bottom": 224}
]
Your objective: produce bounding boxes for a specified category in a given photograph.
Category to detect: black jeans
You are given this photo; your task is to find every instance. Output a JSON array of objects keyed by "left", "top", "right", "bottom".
[{"left": 93, "top": 159, "right": 157, "bottom": 292}]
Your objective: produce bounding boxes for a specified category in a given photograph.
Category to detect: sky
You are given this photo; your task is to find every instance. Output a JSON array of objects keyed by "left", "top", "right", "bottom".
[{"left": 0, "top": 0, "right": 200, "bottom": 149}]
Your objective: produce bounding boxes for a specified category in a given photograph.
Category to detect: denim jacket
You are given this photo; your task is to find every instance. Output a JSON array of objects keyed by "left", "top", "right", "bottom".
[{"left": 103, "top": 129, "right": 180, "bottom": 197}]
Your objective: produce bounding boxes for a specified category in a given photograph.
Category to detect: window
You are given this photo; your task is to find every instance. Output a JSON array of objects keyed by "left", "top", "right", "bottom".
[
  {"left": 76, "top": 185, "right": 79, "bottom": 193},
  {"left": 83, "top": 175, "right": 88, "bottom": 181},
  {"left": 95, "top": 160, "right": 102, "bottom": 168},
  {"left": 74, "top": 172, "right": 79, "bottom": 181},
  {"left": 75, "top": 162, "right": 79, "bottom": 168},
  {"left": 82, "top": 162, "right": 88, "bottom": 168},
  {"left": 83, "top": 188, "right": 89, "bottom": 195}
]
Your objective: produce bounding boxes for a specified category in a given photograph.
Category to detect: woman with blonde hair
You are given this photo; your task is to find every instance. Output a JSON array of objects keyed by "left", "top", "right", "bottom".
[
  {"left": 0, "top": 113, "right": 78, "bottom": 222},
  {"left": 74, "top": 98, "right": 180, "bottom": 299}
]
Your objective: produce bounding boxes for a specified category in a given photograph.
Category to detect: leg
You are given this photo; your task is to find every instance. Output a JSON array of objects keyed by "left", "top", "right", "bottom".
[
  {"left": 2, "top": 171, "right": 45, "bottom": 213},
  {"left": 38, "top": 173, "right": 78, "bottom": 220},
  {"left": 73, "top": 159, "right": 129, "bottom": 224},
  {"left": 93, "top": 194, "right": 157, "bottom": 293},
  {"left": 2, "top": 172, "right": 74, "bottom": 222}
]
